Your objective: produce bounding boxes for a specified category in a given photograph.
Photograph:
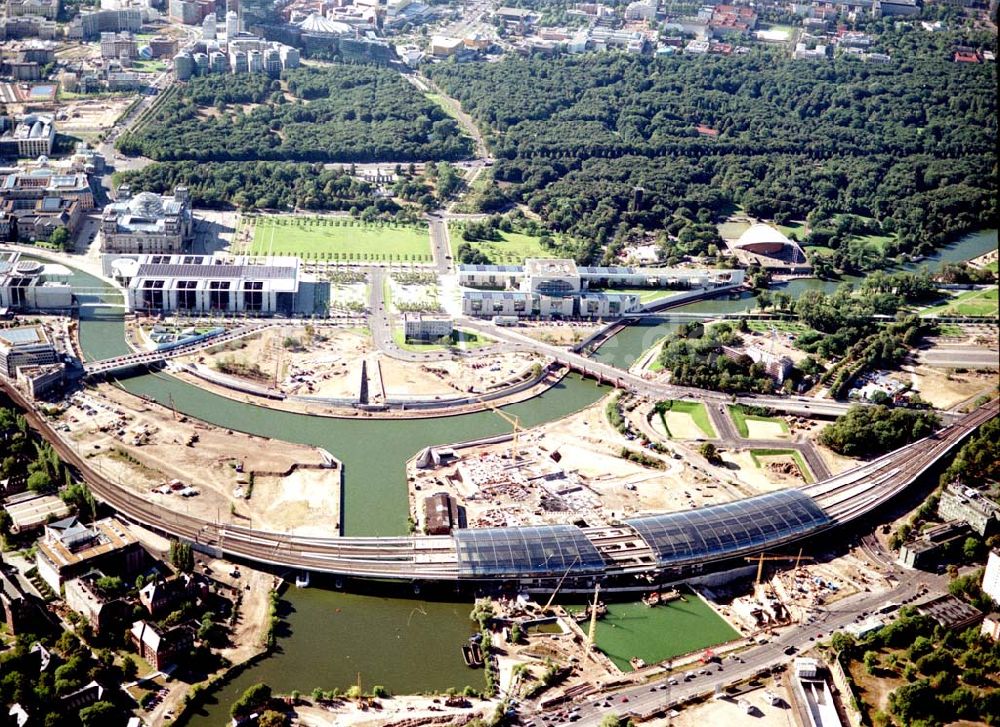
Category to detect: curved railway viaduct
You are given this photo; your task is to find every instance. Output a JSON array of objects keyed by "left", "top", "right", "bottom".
[{"left": 2, "top": 379, "right": 994, "bottom": 590}]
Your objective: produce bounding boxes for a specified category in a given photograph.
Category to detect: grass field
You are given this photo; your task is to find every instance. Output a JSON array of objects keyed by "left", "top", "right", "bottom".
[
  {"left": 130, "top": 59, "right": 168, "bottom": 74},
  {"left": 449, "top": 224, "right": 569, "bottom": 264},
  {"left": 569, "top": 591, "right": 740, "bottom": 672},
  {"left": 920, "top": 287, "right": 998, "bottom": 318},
  {"left": 803, "top": 244, "right": 835, "bottom": 257},
  {"left": 749, "top": 448, "right": 814, "bottom": 484},
  {"left": 251, "top": 217, "right": 432, "bottom": 263},
  {"left": 777, "top": 221, "right": 808, "bottom": 240},
  {"left": 718, "top": 220, "right": 751, "bottom": 240},
  {"left": 728, "top": 404, "right": 790, "bottom": 438},
  {"left": 657, "top": 400, "right": 716, "bottom": 438},
  {"left": 391, "top": 327, "right": 492, "bottom": 352}
]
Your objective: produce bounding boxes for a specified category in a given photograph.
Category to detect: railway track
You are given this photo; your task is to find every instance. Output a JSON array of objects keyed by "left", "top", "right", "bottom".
[{"left": 3, "top": 379, "right": 994, "bottom": 582}]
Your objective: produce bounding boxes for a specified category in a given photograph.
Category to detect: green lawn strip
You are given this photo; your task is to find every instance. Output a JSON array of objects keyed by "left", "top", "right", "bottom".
[
  {"left": 448, "top": 223, "right": 570, "bottom": 264},
  {"left": 251, "top": 218, "right": 432, "bottom": 262},
  {"left": 985, "top": 260, "right": 998, "bottom": 273},
  {"left": 854, "top": 232, "right": 897, "bottom": 253},
  {"left": 658, "top": 400, "right": 716, "bottom": 438},
  {"left": 424, "top": 93, "right": 463, "bottom": 123},
  {"left": 391, "top": 327, "right": 491, "bottom": 352},
  {"left": 749, "top": 448, "right": 814, "bottom": 484},
  {"left": 920, "top": 287, "right": 998, "bottom": 318},
  {"left": 728, "top": 404, "right": 790, "bottom": 438}
]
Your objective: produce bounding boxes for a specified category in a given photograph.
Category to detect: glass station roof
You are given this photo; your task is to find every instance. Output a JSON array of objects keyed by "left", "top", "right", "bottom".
[
  {"left": 454, "top": 525, "right": 607, "bottom": 578},
  {"left": 626, "top": 490, "right": 831, "bottom": 567}
]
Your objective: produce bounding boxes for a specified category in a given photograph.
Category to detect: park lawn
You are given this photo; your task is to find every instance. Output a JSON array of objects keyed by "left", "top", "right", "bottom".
[
  {"left": 449, "top": 225, "right": 569, "bottom": 264},
  {"left": 776, "top": 220, "right": 808, "bottom": 240},
  {"left": 803, "top": 244, "right": 835, "bottom": 257},
  {"left": 131, "top": 59, "right": 167, "bottom": 74},
  {"left": 251, "top": 218, "right": 432, "bottom": 262},
  {"left": 658, "top": 400, "right": 716, "bottom": 438},
  {"left": 747, "top": 320, "right": 812, "bottom": 336},
  {"left": 728, "top": 404, "right": 790, "bottom": 438},
  {"left": 985, "top": 260, "right": 998, "bottom": 273},
  {"left": 391, "top": 327, "right": 492, "bottom": 352},
  {"left": 854, "top": 232, "right": 896, "bottom": 253},
  {"left": 920, "top": 287, "right": 998, "bottom": 318},
  {"left": 749, "top": 448, "right": 815, "bottom": 484}
]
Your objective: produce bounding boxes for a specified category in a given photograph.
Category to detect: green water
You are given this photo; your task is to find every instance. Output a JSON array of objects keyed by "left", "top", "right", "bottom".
[
  {"left": 589, "top": 595, "right": 740, "bottom": 672},
  {"left": 185, "top": 590, "right": 486, "bottom": 725}
]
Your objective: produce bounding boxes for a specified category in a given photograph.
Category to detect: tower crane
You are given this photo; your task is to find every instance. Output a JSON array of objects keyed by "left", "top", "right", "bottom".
[
  {"left": 745, "top": 549, "right": 815, "bottom": 586},
  {"left": 480, "top": 398, "right": 523, "bottom": 461}
]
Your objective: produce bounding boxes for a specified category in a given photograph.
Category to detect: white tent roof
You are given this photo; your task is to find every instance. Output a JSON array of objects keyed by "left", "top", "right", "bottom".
[{"left": 734, "top": 223, "right": 792, "bottom": 248}]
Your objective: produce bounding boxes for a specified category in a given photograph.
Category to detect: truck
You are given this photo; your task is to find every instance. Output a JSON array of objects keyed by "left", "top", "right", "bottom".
[{"left": 492, "top": 315, "right": 519, "bottom": 327}]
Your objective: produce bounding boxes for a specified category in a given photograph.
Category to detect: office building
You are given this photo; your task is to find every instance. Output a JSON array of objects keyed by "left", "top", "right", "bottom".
[
  {"left": 0, "top": 168, "right": 94, "bottom": 210},
  {"left": 100, "top": 31, "right": 139, "bottom": 59},
  {"left": 64, "top": 572, "right": 130, "bottom": 636},
  {"left": 937, "top": 483, "right": 1000, "bottom": 537},
  {"left": 8, "top": 0, "right": 60, "bottom": 20},
  {"left": 0, "top": 325, "right": 58, "bottom": 377},
  {"left": 403, "top": 313, "right": 453, "bottom": 342},
  {"left": 0, "top": 252, "right": 73, "bottom": 310},
  {"left": 131, "top": 620, "right": 194, "bottom": 669},
  {"left": 983, "top": 550, "right": 1000, "bottom": 604},
  {"left": 459, "top": 259, "right": 742, "bottom": 319},
  {"left": 100, "top": 186, "right": 193, "bottom": 254},
  {"left": 2, "top": 196, "right": 83, "bottom": 243},
  {"left": 0, "top": 115, "right": 55, "bottom": 158}
]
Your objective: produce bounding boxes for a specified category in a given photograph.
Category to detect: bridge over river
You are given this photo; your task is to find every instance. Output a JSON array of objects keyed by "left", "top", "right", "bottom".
[{"left": 4, "top": 377, "right": 993, "bottom": 589}]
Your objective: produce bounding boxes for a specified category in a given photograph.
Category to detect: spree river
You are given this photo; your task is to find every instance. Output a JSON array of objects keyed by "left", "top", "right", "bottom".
[{"left": 52, "top": 228, "right": 995, "bottom": 722}]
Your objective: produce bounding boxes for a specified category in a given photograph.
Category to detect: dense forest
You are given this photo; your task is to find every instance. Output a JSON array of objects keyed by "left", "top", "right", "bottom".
[
  {"left": 117, "top": 65, "right": 472, "bottom": 163},
  {"left": 119, "top": 161, "right": 406, "bottom": 216},
  {"left": 427, "top": 26, "right": 996, "bottom": 265}
]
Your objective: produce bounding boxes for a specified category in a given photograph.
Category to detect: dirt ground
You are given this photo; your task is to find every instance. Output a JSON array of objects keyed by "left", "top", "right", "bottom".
[
  {"left": 723, "top": 451, "right": 788, "bottom": 492},
  {"left": 757, "top": 454, "right": 808, "bottom": 486},
  {"left": 63, "top": 385, "right": 333, "bottom": 534},
  {"left": 57, "top": 97, "right": 134, "bottom": 135},
  {"left": 410, "top": 397, "right": 757, "bottom": 529},
  {"left": 292, "top": 695, "right": 493, "bottom": 726},
  {"left": 518, "top": 322, "right": 603, "bottom": 347},
  {"left": 897, "top": 364, "right": 996, "bottom": 410},
  {"left": 183, "top": 326, "right": 542, "bottom": 402},
  {"left": 659, "top": 683, "right": 797, "bottom": 727},
  {"left": 655, "top": 410, "right": 709, "bottom": 440},
  {"left": 744, "top": 418, "right": 789, "bottom": 439}
]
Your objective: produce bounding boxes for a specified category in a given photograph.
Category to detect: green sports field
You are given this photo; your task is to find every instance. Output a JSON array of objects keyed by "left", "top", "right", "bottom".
[{"left": 250, "top": 217, "right": 432, "bottom": 263}]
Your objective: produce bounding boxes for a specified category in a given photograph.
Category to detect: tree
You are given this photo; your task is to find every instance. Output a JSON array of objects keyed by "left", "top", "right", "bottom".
[
  {"left": 121, "top": 655, "right": 138, "bottom": 681},
  {"left": 49, "top": 227, "right": 70, "bottom": 250},
  {"left": 79, "top": 702, "right": 116, "bottom": 727},
  {"left": 698, "top": 442, "right": 721, "bottom": 464},
  {"left": 863, "top": 650, "right": 879, "bottom": 675},
  {"left": 257, "top": 711, "right": 288, "bottom": 727},
  {"left": 231, "top": 683, "right": 272, "bottom": 718}
]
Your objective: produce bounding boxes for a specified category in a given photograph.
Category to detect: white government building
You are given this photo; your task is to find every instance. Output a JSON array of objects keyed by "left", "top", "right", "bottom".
[
  {"left": 105, "top": 253, "right": 317, "bottom": 316},
  {"left": 459, "top": 259, "right": 744, "bottom": 318},
  {"left": 0, "top": 252, "right": 73, "bottom": 310},
  {"left": 100, "top": 186, "right": 193, "bottom": 254}
]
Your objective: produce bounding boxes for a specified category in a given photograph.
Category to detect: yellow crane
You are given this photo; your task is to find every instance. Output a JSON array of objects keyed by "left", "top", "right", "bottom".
[
  {"left": 480, "top": 398, "right": 523, "bottom": 461},
  {"left": 745, "top": 549, "right": 815, "bottom": 586}
]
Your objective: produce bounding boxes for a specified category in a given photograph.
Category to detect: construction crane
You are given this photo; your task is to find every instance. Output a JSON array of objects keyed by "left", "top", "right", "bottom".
[
  {"left": 745, "top": 550, "right": 815, "bottom": 586},
  {"left": 480, "top": 398, "right": 523, "bottom": 461},
  {"left": 541, "top": 555, "right": 581, "bottom": 613},
  {"left": 587, "top": 581, "right": 601, "bottom": 647}
]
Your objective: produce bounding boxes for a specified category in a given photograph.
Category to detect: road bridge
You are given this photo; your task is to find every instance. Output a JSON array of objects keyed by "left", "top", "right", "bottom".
[
  {"left": 3, "top": 376, "right": 992, "bottom": 587},
  {"left": 81, "top": 323, "right": 275, "bottom": 379}
]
